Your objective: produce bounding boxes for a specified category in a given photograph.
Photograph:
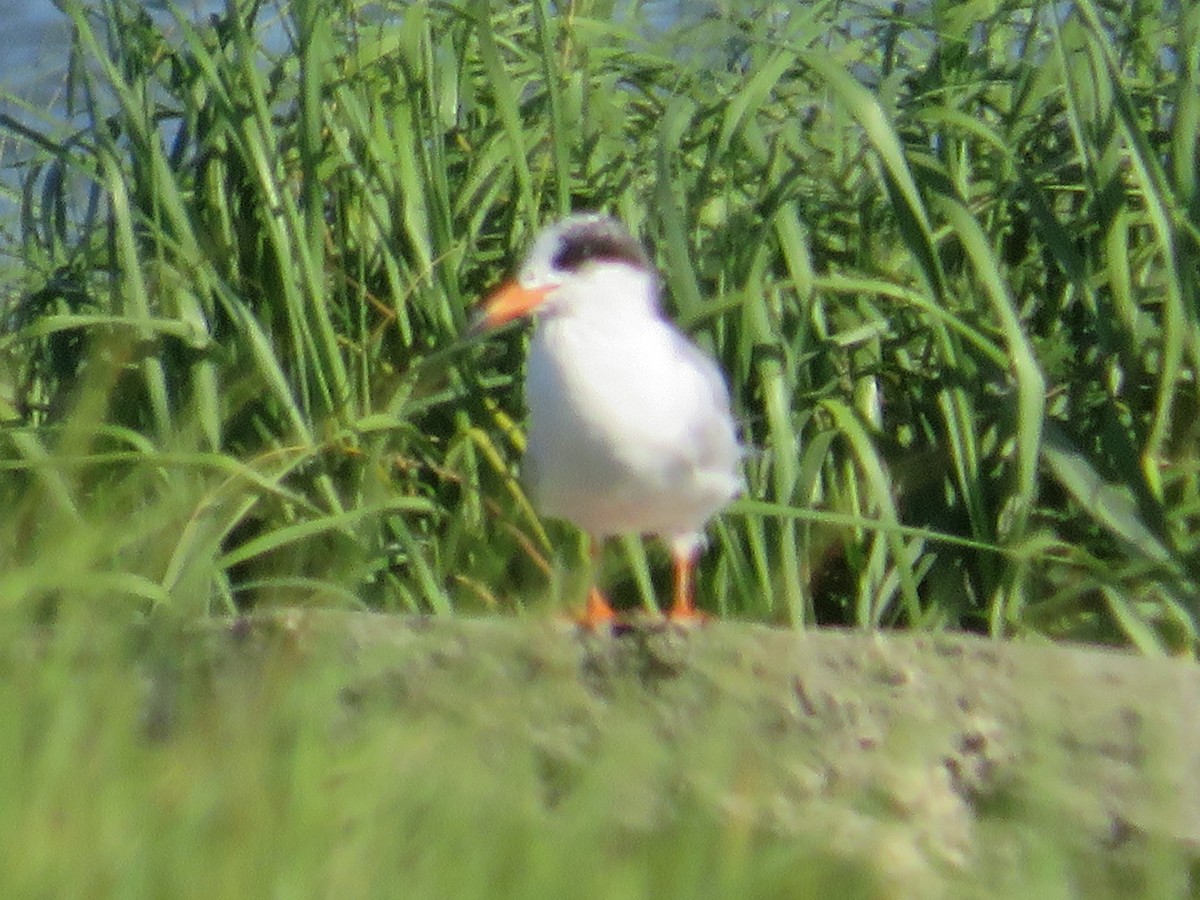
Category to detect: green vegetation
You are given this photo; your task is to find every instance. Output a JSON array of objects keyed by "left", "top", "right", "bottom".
[
  {"left": 2, "top": 0, "right": 1199, "bottom": 894},
  {"left": 2, "top": 0, "right": 1198, "bottom": 645}
]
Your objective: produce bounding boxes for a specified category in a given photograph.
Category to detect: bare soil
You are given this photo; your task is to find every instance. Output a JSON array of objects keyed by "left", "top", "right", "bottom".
[{"left": 197, "top": 610, "right": 1200, "bottom": 896}]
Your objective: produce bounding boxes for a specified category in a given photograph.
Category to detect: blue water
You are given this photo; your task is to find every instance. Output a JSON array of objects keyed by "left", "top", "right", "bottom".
[
  {"left": 0, "top": 0, "right": 234, "bottom": 105},
  {"left": 0, "top": 0, "right": 71, "bottom": 105}
]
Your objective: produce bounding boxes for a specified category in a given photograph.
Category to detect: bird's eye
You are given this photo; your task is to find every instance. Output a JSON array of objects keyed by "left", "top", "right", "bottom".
[{"left": 552, "top": 230, "right": 649, "bottom": 273}]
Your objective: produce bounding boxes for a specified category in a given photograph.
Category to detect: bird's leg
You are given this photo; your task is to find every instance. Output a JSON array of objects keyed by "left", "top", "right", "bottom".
[
  {"left": 578, "top": 534, "right": 617, "bottom": 628},
  {"left": 668, "top": 546, "right": 709, "bottom": 623}
]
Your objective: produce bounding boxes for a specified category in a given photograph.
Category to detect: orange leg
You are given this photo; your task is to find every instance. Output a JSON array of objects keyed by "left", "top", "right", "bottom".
[
  {"left": 577, "top": 535, "right": 617, "bottom": 628},
  {"left": 668, "top": 548, "right": 709, "bottom": 623}
]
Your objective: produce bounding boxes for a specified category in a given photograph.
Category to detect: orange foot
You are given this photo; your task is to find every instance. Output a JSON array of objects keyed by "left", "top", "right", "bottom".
[{"left": 577, "top": 587, "right": 618, "bottom": 630}]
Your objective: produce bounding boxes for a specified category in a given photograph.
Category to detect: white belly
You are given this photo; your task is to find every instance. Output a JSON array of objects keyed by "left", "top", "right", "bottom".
[{"left": 522, "top": 313, "right": 741, "bottom": 542}]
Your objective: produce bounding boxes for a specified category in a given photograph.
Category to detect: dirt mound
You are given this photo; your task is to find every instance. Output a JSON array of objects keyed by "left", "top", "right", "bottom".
[{"left": 195, "top": 611, "right": 1200, "bottom": 895}]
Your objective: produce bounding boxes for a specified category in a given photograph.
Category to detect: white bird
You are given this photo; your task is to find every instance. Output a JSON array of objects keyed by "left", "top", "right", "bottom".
[{"left": 474, "top": 213, "right": 742, "bottom": 625}]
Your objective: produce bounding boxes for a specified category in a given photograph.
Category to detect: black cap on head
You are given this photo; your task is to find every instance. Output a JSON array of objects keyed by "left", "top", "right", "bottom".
[{"left": 551, "top": 217, "right": 651, "bottom": 273}]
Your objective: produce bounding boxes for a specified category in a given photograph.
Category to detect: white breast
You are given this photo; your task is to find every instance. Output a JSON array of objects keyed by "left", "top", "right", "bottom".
[{"left": 522, "top": 295, "right": 741, "bottom": 544}]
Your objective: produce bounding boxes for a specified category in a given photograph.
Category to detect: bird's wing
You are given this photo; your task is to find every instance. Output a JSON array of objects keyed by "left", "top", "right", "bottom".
[{"left": 667, "top": 329, "right": 742, "bottom": 474}]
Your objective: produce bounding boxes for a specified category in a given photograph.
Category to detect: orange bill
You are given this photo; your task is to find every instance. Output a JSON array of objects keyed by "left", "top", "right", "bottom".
[{"left": 472, "top": 280, "right": 553, "bottom": 332}]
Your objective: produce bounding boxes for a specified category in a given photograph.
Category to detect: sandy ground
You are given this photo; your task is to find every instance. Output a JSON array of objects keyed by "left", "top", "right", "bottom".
[{"left": 195, "top": 610, "right": 1200, "bottom": 895}]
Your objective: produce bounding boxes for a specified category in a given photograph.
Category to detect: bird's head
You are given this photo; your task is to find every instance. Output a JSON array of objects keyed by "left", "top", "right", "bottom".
[{"left": 472, "top": 213, "right": 656, "bottom": 332}]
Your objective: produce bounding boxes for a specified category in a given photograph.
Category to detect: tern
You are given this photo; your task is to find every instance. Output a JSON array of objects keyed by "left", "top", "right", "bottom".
[{"left": 474, "top": 213, "right": 742, "bottom": 625}]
